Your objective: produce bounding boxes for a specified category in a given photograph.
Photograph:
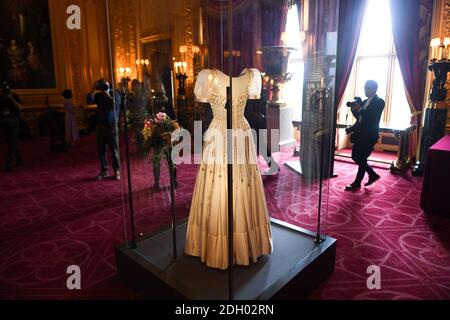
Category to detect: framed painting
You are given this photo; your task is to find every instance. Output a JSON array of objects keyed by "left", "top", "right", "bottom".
[{"left": 0, "top": 0, "right": 56, "bottom": 89}]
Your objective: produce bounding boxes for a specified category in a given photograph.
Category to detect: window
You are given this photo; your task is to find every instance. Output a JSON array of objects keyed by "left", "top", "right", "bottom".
[
  {"left": 338, "top": 0, "right": 411, "bottom": 130},
  {"left": 284, "top": 4, "right": 304, "bottom": 120}
]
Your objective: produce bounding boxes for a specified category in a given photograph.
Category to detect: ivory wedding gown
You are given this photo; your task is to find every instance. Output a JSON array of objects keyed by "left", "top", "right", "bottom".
[{"left": 184, "top": 68, "right": 273, "bottom": 270}]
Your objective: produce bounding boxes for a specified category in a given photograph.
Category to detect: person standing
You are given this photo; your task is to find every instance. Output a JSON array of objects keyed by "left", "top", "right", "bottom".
[
  {"left": 0, "top": 81, "right": 23, "bottom": 171},
  {"left": 244, "top": 72, "right": 279, "bottom": 175},
  {"left": 87, "top": 79, "right": 121, "bottom": 180},
  {"left": 62, "top": 89, "right": 79, "bottom": 148},
  {"left": 115, "top": 81, "right": 126, "bottom": 132},
  {"left": 128, "top": 79, "right": 148, "bottom": 154},
  {"left": 345, "top": 80, "right": 385, "bottom": 191}
]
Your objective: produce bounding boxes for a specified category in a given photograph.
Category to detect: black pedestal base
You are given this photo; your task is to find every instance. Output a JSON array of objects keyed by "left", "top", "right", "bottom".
[
  {"left": 415, "top": 107, "right": 448, "bottom": 177},
  {"left": 115, "top": 218, "right": 336, "bottom": 300}
]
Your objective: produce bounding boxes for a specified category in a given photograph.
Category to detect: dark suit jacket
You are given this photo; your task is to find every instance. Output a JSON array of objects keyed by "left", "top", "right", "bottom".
[
  {"left": 87, "top": 91, "right": 121, "bottom": 127},
  {"left": 346, "top": 95, "right": 385, "bottom": 146},
  {"left": 244, "top": 99, "right": 267, "bottom": 130}
]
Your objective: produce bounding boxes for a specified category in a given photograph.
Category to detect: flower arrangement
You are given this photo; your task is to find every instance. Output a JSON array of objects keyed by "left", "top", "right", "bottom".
[
  {"left": 142, "top": 112, "right": 180, "bottom": 153},
  {"left": 142, "top": 112, "right": 180, "bottom": 189}
]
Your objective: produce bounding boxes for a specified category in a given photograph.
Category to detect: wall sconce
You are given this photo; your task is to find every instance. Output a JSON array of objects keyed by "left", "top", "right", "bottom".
[
  {"left": 118, "top": 67, "right": 131, "bottom": 78},
  {"left": 192, "top": 45, "right": 201, "bottom": 61},
  {"left": 428, "top": 37, "right": 450, "bottom": 102},
  {"left": 136, "top": 59, "right": 150, "bottom": 67},
  {"left": 444, "top": 37, "right": 450, "bottom": 59},
  {"left": 136, "top": 59, "right": 150, "bottom": 81},
  {"left": 430, "top": 37, "right": 450, "bottom": 61},
  {"left": 179, "top": 45, "right": 200, "bottom": 54},
  {"left": 223, "top": 50, "right": 241, "bottom": 57},
  {"left": 192, "top": 46, "right": 200, "bottom": 54},
  {"left": 174, "top": 61, "right": 188, "bottom": 96},
  {"left": 174, "top": 61, "right": 187, "bottom": 75}
]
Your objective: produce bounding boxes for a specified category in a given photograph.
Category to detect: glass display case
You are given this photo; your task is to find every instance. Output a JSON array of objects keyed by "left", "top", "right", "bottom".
[{"left": 111, "top": 0, "right": 338, "bottom": 300}]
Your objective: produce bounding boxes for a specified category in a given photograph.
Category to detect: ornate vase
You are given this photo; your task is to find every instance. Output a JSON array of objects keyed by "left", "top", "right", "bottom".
[{"left": 258, "top": 46, "right": 296, "bottom": 103}]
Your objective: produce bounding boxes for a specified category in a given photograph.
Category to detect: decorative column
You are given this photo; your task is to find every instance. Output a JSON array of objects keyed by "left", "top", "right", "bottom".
[
  {"left": 185, "top": 0, "right": 195, "bottom": 85},
  {"left": 67, "top": 18, "right": 83, "bottom": 106},
  {"left": 109, "top": 0, "right": 138, "bottom": 85},
  {"left": 175, "top": 0, "right": 196, "bottom": 132}
]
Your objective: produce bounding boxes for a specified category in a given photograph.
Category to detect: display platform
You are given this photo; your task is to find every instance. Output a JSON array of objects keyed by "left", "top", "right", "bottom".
[{"left": 115, "top": 218, "right": 336, "bottom": 300}]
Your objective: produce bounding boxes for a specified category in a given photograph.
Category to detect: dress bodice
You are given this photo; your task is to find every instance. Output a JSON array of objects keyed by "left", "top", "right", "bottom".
[{"left": 194, "top": 68, "right": 261, "bottom": 122}]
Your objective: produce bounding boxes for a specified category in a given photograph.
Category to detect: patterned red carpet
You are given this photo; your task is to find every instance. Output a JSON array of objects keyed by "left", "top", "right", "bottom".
[{"left": 1, "top": 134, "right": 449, "bottom": 300}]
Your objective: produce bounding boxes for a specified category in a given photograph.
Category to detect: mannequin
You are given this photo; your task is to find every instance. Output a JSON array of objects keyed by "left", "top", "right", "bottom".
[{"left": 184, "top": 68, "right": 273, "bottom": 270}]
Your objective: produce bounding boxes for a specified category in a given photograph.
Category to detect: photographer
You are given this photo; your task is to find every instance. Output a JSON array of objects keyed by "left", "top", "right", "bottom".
[
  {"left": 0, "top": 81, "right": 24, "bottom": 171},
  {"left": 87, "top": 79, "right": 121, "bottom": 180},
  {"left": 344, "top": 80, "right": 385, "bottom": 191}
]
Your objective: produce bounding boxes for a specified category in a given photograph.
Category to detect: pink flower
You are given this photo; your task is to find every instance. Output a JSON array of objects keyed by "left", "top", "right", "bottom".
[{"left": 156, "top": 112, "right": 167, "bottom": 120}]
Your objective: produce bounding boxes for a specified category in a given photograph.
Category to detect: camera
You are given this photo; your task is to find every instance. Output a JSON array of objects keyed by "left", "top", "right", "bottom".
[
  {"left": 96, "top": 79, "right": 109, "bottom": 91},
  {"left": 346, "top": 97, "right": 363, "bottom": 108}
]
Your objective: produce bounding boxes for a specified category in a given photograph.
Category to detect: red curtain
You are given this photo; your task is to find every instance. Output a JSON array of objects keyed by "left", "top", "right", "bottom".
[
  {"left": 261, "top": 0, "right": 288, "bottom": 48},
  {"left": 335, "top": 0, "right": 367, "bottom": 107},
  {"left": 296, "top": 0, "right": 339, "bottom": 58},
  {"left": 202, "top": 0, "right": 288, "bottom": 76},
  {"left": 389, "top": 0, "right": 432, "bottom": 156}
]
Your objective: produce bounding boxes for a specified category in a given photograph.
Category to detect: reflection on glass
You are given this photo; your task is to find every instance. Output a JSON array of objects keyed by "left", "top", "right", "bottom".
[{"left": 112, "top": 0, "right": 338, "bottom": 263}]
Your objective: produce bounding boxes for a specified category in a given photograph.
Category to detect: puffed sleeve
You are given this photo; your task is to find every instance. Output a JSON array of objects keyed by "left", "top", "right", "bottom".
[
  {"left": 248, "top": 68, "right": 262, "bottom": 100},
  {"left": 194, "top": 69, "right": 212, "bottom": 103}
]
